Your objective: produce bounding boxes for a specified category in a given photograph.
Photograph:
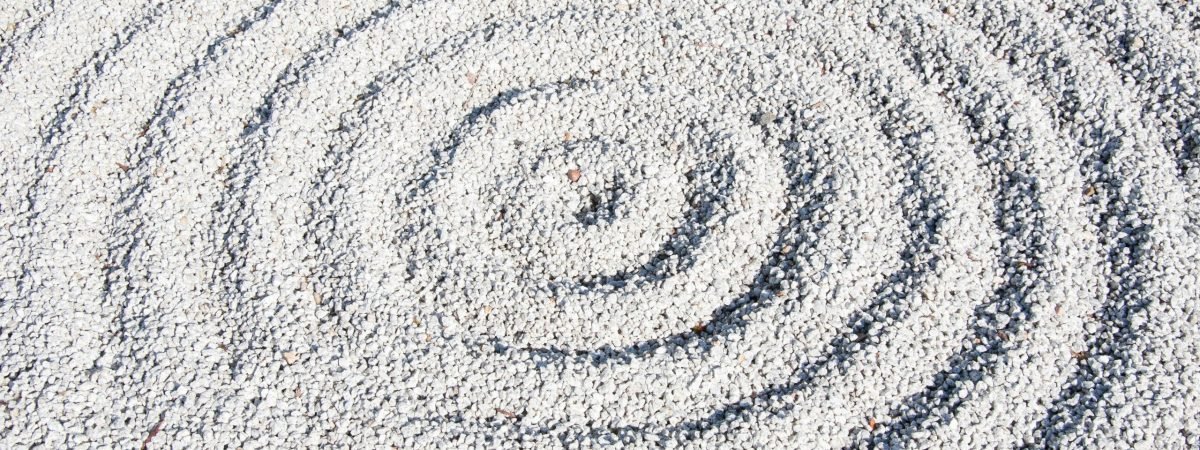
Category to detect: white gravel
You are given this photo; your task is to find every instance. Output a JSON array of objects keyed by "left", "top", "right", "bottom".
[{"left": 2, "top": 0, "right": 1199, "bottom": 448}]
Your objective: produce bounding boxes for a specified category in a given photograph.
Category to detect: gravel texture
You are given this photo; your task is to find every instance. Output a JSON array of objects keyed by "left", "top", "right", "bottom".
[{"left": 1, "top": 0, "right": 1199, "bottom": 448}]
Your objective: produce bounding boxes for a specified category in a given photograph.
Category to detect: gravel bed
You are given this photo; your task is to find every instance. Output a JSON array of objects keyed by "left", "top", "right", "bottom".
[{"left": 1, "top": 0, "right": 1198, "bottom": 448}]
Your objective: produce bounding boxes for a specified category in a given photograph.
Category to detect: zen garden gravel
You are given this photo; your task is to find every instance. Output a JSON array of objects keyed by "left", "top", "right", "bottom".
[{"left": 1, "top": 0, "right": 1198, "bottom": 448}]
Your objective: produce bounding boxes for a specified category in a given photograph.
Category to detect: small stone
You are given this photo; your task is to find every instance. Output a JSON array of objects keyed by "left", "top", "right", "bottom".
[
  {"left": 754, "top": 111, "right": 777, "bottom": 126},
  {"left": 567, "top": 168, "right": 582, "bottom": 183},
  {"left": 1129, "top": 36, "right": 1145, "bottom": 51},
  {"left": 283, "top": 351, "right": 300, "bottom": 365}
]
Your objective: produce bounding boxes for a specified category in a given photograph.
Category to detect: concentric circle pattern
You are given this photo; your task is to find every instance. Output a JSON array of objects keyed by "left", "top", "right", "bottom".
[{"left": 1, "top": 1, "right": 1197, "bottom": 448}]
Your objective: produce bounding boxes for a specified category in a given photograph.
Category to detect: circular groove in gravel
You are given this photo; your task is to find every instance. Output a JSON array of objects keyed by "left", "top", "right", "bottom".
[{"left": 1, "top": 1, "right": 1197, "bottom": 448}]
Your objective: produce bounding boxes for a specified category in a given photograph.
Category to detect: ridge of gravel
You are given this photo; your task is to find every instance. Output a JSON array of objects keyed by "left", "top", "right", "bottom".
[{"left": 1, "top": 0, "right": 1197, "bottom": 448}]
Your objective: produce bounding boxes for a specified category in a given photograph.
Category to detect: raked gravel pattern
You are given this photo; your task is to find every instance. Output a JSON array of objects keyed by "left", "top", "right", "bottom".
[{"left": 1, "top": 0, "right": 1199, "bottom": 448}]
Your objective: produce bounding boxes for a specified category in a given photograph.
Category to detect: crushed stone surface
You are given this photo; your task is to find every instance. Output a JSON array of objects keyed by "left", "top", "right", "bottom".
[{"left": 1, "top": 0, "right": 1198, "bottom": 448}]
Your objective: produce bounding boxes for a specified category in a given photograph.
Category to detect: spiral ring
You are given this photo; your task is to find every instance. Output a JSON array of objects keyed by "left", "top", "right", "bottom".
[{"left": 1, "top": 0, "right": 1196, "bottom": 448}]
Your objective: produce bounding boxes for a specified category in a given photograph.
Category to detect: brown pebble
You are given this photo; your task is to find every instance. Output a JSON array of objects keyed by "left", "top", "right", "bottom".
[{"left": 567, "top": 168, "right": 582, "bottom": 183}]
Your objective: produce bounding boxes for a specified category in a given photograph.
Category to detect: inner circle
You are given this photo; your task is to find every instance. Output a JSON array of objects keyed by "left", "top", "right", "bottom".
[
  {"left": 415, "top": 79, "right": 787, "bottom": 348},
  {"left": 450, "top": 88, "right": 689, "bottom": 283},
  {"left": 562, "top": 138, "right": 633, "bottom": 227}
]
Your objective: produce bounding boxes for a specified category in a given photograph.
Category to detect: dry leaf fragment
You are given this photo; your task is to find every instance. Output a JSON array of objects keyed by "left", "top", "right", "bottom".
[
  {"left": 495, "top": 408, "right": 518, "bottom": 419},
  {"left": 867, "top": 417, "right": 878, "bottom": 431},
  {"left": 116, "top": 162, "right": 130, "bottom": 171},
  {"left": 282, "top": 351, "right": 300, "bottom": 365},
  {"left": 90, "top": 99, "right": 109, "bottom": 115},
  {"left": 141, "top": 414, "right": 165, "bottom": 450}
]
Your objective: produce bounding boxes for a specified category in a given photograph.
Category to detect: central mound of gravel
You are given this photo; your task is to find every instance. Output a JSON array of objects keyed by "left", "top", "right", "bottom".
[{"left": 1, "top": 0, "right": 1198, "bottom": 448}]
